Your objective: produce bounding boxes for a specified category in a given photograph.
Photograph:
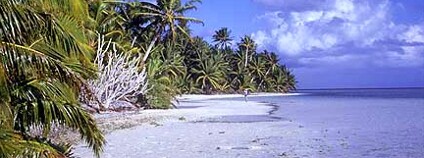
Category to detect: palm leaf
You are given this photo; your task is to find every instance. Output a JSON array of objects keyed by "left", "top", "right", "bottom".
[
  {"left": 12, "top": 80, "right": 105, "bottom": 157},
  {"left": 0, "top": 128, "right": 74, "bottom": 158}
]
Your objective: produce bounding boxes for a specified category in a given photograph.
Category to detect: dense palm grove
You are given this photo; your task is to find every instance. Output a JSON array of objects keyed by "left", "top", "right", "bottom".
[{"left": 0, "top": 0, "right": 295, "bottom": 157}]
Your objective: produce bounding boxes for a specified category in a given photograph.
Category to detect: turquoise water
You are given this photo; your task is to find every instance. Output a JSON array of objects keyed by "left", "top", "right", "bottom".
[{"left": 248, "top": 88, "right": 424, "bottom": 157}]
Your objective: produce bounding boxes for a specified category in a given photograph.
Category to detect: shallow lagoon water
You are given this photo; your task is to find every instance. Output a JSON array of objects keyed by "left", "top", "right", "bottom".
[{"left": 244, "top": 88, "right": 424, "bottom": 157}]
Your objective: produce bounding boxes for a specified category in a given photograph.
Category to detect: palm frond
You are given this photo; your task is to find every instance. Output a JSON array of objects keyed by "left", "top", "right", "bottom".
[
  {"left": 12, "top": 80, "right": 105, "bottom": 157},
  {"left": 0, "top": 129, "right": 68, "bottom": 158}
]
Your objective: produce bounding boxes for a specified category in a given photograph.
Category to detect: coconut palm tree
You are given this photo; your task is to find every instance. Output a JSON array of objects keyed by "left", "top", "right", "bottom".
[
  {"left": 262, "top": 50, "right": 280, "bottom": 75},
  {"left": 133, "top": 0, "right": 203, "bottom": 62},
  {"left": 212, "top": 27, "right": 233, "bottom": 50},
  {"left": 229, "top": 71, "right": 256, "bottom": 93},
  {"left": 273, "top": 66, "right": 297, "bottom": 92},
  {"left": 254, "top": 50, "right": 278, "bottom": 90},
  {"left": 192, "top": 54, "right": 227, "bottom": 94},
  {"left": 283, "top": 68, "right": 297, "bottom": 92},
  {"left": 175, "top": 73, "right": 200, "bottom": 94},
  {"left": 249, "top": 55, "right": 267, "bottom": 90},
  {"left": 237, "top": 36, "right": 256, "bottom": 68},
  {"left": 86, "top": 1, "right": 127, "bottom": 39},
  {"left": 0, "top": 0, "right": 104, "bottom": 157}
]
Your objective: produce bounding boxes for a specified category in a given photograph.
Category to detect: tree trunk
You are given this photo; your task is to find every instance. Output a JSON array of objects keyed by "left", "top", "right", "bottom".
[
  {"left": 244, "top": 47, "right": 249, "bottom": 68},
  {"left": 142, "top": 27, "right": 162, "bottom": 63},
  {"left": 142, "top": 35, "right": 159, "bottom": 63}
]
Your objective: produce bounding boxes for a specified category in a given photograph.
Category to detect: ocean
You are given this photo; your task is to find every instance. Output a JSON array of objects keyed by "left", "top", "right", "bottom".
[{"left": 246, "top": 88, "right": 424, "bottom": 157}]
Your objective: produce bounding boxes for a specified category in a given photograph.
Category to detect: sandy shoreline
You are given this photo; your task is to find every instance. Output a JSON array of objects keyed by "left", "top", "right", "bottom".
[
  {"left": 74, "top": 93, "right": 307, "bottom": 158},
  {"left": 89, "top": 93, "right": 288, "bottom": 133},
  {"left": 74, "top": 91, "right": 424, "bottom": 158}
]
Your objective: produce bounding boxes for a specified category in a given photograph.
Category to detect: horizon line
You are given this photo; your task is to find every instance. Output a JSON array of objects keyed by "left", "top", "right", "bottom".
[{"left": 297, "top": 86, "right": 424, "bottom": 90}]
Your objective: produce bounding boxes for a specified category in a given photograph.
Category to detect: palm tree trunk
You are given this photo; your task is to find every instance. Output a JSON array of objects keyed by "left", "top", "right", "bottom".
[
  {"left": 244, "top": 47, "right": 249, "bottom": 68},
  {"left": 259, "top": 68, "right": 271, "bottom": 89},
  {"left": 258, "top": 80, "right": 264, "bottom": 91},
  {"left": 142, "top": 27, "right": 162, "bottom": 63},
  {"left": 142, "top": 35, "right": 158, "bottom": 63}
]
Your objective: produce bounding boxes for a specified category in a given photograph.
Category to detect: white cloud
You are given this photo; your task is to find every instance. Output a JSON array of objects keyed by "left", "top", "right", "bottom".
[
  {"left": 399, "top": 25, "right": 424, "bottom": 43},
  {"left": 252, "top": 0, "right": 424, "bottom": 68},
  {"left": 378, "top": 46, "right": 424, "bottom": 67},
  {"left": 335, "top": 0, "right": 355, "bottom": 13},
  {"left": 251, "top": 30, "right": 269, "bottom": 48},
  {"left": 299, "top": 54, "right": 358, "bottom": 65}
]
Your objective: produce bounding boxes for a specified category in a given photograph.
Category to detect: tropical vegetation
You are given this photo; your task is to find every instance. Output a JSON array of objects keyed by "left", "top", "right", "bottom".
[
  {"left": 0, "top": 0, "right": 296, "bottom": 157},
  {"left": 0, "top": 0, "right": 104, "bottom": 157}
]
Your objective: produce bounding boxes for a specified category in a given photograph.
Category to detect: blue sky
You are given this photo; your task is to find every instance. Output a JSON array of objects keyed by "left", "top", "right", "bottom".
[{"left": 186, "top": 0, "right": 424, "bottom": 89}]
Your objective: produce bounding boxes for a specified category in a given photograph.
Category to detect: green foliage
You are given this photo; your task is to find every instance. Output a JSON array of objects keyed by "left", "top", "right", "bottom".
[
  {"left": 0, "top": 0, "right": 104, "bottom": 157},
  {"left": 142, "top": 22, "right": 297, "bottom": 96},
  {"left": 175, "top": 31, "right": 296, "bottom": 94},
  {"left": 0, "top": 128, "right": 74, "bottom": 158},
  {"left": 143, "top": 42, "right": 184, "bottom": 109},
  {"left": 135, "top": 0, "right": 203, "bottom": 41},
  {"left": 191, "top": 52, "right": 228, "bottom": 94},
  {"left": 145, "top": 57, "right": 178, "bottom": 109},
  {"left": 212, "top": 27, "right": 233, "bottom": 49}
]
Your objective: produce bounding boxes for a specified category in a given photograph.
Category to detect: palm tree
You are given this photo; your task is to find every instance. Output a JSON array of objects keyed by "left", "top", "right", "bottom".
[
  {"left": 283, "top": 68, "right": 297, "bottom": 92},
  {"left": 262, "top": 50, "right": 280, "bottom": 75},
  {"left": 212, "top": 27, "right": 233, "bottom": 50},
  {"left": 237, "top": 36, "right": 256, "bottom": 68},
  {"left": 229, "top": 70, "right": 256, "bottom": 93},
  {"left": 192, "top": 54, "right": 227, "bottom": 94},
  {"left": 134, "top": 0, "right": 203, "bottom": 62},
  {"left": 273, "top": 66, "right": 297, "bottom": 92},
  {"left": 255, "top": 50, "right": 279, "bottom": 90},
  {"left": 0, "top": 0, "right": 104, "bottom": 157},
  {"left": 249, "top": 55, "right": 267, "bottom": 90},
  {"left": 175, "top": 73, "right": 200, "bottom": 94},
  {"left": 184, "top": 36, "right": 211, "bottom": 62},
  {"left": 86, "top": 1, "right": 127, "bottom": 39},
  {"left": 145, "top": 57, "right": 177, "bottom": 109}
]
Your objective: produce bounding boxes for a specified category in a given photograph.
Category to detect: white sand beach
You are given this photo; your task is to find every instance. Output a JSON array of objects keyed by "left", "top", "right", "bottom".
[
  {"left": 74, "top": 93, "right": 318, "bottom": 158},
  {"left": 74, "top": 92, "right": 424, "bottom": 158}
]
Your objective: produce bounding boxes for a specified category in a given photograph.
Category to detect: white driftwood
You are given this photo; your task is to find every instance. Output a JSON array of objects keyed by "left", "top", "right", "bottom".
[{"left": 88, "top": 36, "right": 148, "bottom": 109}]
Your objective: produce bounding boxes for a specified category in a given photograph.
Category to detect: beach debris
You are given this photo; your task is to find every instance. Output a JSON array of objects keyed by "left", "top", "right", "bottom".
[
  {"left": 231, "top": 146, "right": 250, "bottom": 150},
  {"left": 178, "top": 116, "right": 186, "bottom": 121},
  {"left": 278, "top": 152, "right": 288, "bottom": 156},
  {"left": 88, "top": 36, "right": 148, "bottom": 110},
  {"left": 150, "top": 122, "right": 162, "bottom": 127}
]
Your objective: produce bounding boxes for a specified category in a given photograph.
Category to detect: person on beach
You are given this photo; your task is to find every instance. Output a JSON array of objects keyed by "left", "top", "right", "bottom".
[{"left": 244, "top": 89, "right": 249, "bottom": 102}]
